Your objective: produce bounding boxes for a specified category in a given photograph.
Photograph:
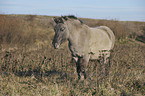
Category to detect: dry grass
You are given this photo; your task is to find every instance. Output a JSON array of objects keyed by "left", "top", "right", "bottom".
[
  {"left": 0, "top": 15, "right": 33, "bottom": 44},
  {"left": 0, "top": 15, "right": 53, "bottom": 45},
  {"left": 0, "top": 14, "right": 145, "bottom": 96}
]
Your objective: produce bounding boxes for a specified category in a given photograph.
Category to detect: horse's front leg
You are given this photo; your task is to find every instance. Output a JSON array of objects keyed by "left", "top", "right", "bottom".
[{"left": 76, "top": 57, "right": 87, "bottom": 80}]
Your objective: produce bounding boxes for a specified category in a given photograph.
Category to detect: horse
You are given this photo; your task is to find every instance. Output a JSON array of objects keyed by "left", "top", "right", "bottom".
[{"left": 52, "top": 15, "right": 115, "bottom": 80}]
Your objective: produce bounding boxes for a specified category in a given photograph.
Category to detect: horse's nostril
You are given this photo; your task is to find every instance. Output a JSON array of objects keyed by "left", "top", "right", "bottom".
[
  {"left": 52, "top": 42, "right": 60, "bottom": 49},
  {"left": 54, "top": 43, "right": 60, "bottom": 49}
]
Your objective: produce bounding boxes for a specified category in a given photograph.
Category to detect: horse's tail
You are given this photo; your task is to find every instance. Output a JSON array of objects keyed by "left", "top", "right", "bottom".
[{"left": 106, "top": 27, "right": 115, "bottom": 49}]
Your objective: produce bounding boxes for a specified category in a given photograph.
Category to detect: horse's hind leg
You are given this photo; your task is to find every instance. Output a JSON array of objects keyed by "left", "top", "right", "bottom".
[
  {"left": 104, "top": 55, "right": 111, "bottom": 76},
  {"left": 99, "top": 54, "right": 110, "bottom": 80}
]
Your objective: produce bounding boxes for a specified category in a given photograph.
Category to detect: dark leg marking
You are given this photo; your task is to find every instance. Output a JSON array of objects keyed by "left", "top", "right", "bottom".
[
  {"left": 76, "top": 57, "right": 87, "bottom": 80},
  {"left": 76, "top": 58, "right": 81, "bottom": 80}
]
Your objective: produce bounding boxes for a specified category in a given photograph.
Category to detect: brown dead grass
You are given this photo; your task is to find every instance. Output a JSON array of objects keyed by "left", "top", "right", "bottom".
[
  {"left": 0, "top": 15, "right": 53, "bottom": 45},
  {"left": 0, "top": 15, "right": 145, "bottom": 96}
]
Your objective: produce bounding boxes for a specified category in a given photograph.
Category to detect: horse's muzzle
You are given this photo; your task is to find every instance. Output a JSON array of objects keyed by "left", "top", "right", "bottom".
[{"left": 52, "top": 42, "right": 60, "bottom": 49}]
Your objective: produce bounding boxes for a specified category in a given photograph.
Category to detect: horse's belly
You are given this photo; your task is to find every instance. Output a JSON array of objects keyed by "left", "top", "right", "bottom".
[
  {"left": 89, "top": 44, "right": 111, "bottom": 60},
  {"left": 90, "top": 53, "right": 100, "bottom": 60},
  {"left": 90, "top": 51, "right": 111, "bottom": 60}
]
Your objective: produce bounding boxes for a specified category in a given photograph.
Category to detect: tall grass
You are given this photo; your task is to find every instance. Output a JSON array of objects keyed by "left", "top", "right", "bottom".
[
  {"left": 0, "top": 15, "right": 33, "bottom": 44},
  {"left": 0, "top": 15, "right": 53, "bottom": 45},
  {"left": 0, "top": 15, "right": 145, "bottom": 96}
]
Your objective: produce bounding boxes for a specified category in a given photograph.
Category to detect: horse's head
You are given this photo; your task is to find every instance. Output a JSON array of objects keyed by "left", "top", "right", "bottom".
[{"left": 52, "top": 17, "right": 69, "bottom": 49}]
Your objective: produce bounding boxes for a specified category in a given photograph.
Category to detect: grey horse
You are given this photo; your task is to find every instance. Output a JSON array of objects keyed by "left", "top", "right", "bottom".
[{"left": 52, "top": 15, "right": 115, "bottom": 80}]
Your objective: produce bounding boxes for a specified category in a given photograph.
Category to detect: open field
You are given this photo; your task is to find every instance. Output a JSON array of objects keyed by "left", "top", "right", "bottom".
[{"left": 0, "top": 14, "right": 145, "bottom": 96}]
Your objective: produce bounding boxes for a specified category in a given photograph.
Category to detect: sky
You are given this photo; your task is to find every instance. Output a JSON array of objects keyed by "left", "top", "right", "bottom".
[{"left": 0, "top": 0, "right": 145, "bottom": 21}]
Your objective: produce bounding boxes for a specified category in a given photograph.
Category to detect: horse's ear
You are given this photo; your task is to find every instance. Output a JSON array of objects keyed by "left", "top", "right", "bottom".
[{"left": 52, "top": 17, "right": 57, "bottom": 26}]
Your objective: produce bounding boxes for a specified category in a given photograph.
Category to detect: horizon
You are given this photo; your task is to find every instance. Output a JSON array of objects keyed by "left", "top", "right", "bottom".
[
  {"left": 0, "top": 0, "right": 145, "bottom": 22},
  {"left": 1, "top": 13, "right": 145, "bottom": 22}
]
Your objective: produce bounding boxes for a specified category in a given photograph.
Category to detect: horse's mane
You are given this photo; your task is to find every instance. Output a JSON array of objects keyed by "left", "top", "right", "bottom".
[
  {"left": 62, "top": 15, "right": 78, "bottom": 20},
  {"left": 54, "top": 15, "right": 83, "bottom": 24}
]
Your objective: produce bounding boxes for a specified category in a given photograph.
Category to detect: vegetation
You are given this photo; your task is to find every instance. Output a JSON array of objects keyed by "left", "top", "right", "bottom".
[{"left": 0, "top": 14, "right": 145, "bottom": 96}]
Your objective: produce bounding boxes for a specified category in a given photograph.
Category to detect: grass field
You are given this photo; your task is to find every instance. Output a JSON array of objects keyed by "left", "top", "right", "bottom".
[{"left": 0, "top": 14, "right": 145, "bottom": 96}]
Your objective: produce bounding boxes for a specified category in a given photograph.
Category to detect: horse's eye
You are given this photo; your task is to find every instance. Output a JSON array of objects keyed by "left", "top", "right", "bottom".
[{"left": 60, "top": 28, "right": 65, "bottom": 31}]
